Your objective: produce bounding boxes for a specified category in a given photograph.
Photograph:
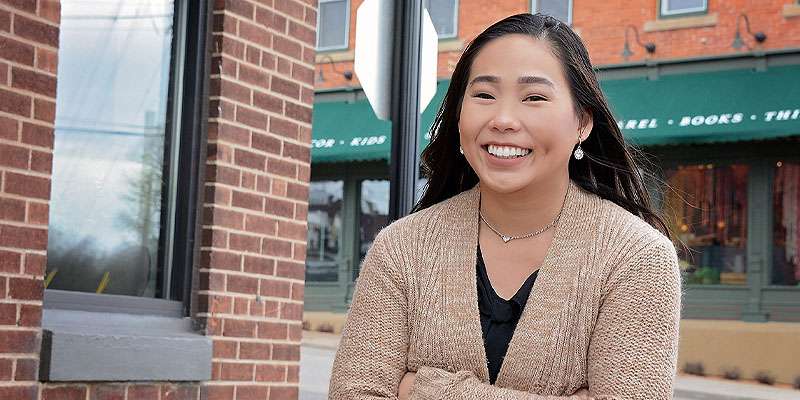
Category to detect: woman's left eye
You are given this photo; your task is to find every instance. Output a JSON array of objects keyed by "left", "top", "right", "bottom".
[{"left": 524, "top": 95, "right": 546, "bottom": 102}]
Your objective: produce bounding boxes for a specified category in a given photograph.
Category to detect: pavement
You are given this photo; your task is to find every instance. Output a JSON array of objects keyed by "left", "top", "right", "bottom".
[{"left": 299, "top": 331, "right": 800, "bottom": 400}]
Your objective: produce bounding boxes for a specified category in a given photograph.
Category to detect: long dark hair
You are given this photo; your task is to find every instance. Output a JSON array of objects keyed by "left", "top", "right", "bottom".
[{"left": 411, "top": 13, "right": 670, "bottom": 239}]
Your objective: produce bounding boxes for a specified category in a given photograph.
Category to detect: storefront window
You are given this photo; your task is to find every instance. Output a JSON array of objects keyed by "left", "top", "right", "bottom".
[
  {"left": 307, "top": 181, "right": 344, "bottom": 282},
  {"left": 663, "top": 164, "right": 749, "bottom": 285},
  {"left": 46, "top": 0, "right": 175, "bottom": 297},
  {"left": 358, "top": 180, "right": 390, "bottom": 266},
  {"left": 354, "top": 178, "right": 428, "bottom": 279},
  {"left": 772, "top": 161, "right": 800, "bottom": 286}
]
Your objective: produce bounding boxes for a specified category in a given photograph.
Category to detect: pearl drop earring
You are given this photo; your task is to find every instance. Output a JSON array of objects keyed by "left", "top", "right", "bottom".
[
  {"left": 573, "top": 143, "right": 584, "bottom": 160},
  {"left": 574, "top": 132, "right": 584, "bottom": 160}
]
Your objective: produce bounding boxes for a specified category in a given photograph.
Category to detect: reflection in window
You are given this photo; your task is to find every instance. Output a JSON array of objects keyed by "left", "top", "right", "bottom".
[
  {"left": 663, "top": 164, "right": 748, "bottom": 285},
  {"left": 661, "top": 0, "right": 706, "bottom": 16},
  {"left": 358, "top": 180, "right": 389, "bottom": 278},
  {"left": 306, "top": 181, "right": 344, "bottom": 282},
  {"left": 416, "top": 177, "right": 428, "bottom": 204},
  {"left": 317, "top": 0, "right": 349, "bottom": 51},
  {"left": 773, "top": 162, "right": 800, "bottom": 286},
  {"left": 532, "top": 0, "right": 572, "bottom": 24},
  {"left": 46, "top": 0, "right": 175, "bottom": 297},
  {"left": 424, "top": 0, "right": 458, "bottom": 38}
]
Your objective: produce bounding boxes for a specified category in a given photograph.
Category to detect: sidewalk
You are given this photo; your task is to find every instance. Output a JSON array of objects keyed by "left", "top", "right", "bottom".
[
  {"left": 674, "top": 375, "right": 799, "bottom": 400},
  {"left": 302, "top": 331, "right": 800, "bottom": 400}
]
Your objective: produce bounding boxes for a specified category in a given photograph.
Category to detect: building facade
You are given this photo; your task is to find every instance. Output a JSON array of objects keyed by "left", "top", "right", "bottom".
[
  {"left": 306, "top": 0, "right": 800, "bottom": 385},
  {"left": 0, "top": 0, "right": 316, "bottom": 399}
]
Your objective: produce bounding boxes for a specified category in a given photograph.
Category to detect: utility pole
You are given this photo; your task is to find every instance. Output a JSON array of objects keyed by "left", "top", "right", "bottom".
[{"left": 387, "top": 0, "right": 423, "bottom": 223}]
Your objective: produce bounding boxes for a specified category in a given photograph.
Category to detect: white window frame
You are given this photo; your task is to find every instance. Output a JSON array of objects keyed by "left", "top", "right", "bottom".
[
  {"left": 660, "top": 0, "right": 707, "bottom": 16},
  {"left": 424, "top": 0, "right": 459, "bottom": 39},
  {"left": 531, "top": 0, "right": 573, "bottom": 25},
  {"left": 316, "top": 0, "right": 350, "bottom": 52}
]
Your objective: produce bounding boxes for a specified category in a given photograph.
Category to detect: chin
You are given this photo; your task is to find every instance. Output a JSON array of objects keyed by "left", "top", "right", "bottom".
[{"left": 478, "top": 173, "right": 537, "bottom": 194}]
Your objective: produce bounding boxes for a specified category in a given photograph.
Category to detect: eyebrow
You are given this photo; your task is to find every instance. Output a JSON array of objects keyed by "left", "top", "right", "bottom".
[{"left": 468, "top": 75, "right": 555, "bottom": 88}]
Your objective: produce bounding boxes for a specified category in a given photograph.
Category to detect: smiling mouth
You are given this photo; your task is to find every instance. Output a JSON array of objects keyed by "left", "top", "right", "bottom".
[{"left": 482, "top": 144, "right": 533, "bottom": 159}]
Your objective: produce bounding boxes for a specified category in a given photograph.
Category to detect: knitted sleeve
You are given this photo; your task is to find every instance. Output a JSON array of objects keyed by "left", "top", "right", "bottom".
[
  {"left": 585, "top": 237, "right": 682, "bottom": 400},
  {"left": 328, "top": 228, "right": 409, "bottom": 399},
  {"left": 409, "top": 237, "right": 682, "bottom": 400}
]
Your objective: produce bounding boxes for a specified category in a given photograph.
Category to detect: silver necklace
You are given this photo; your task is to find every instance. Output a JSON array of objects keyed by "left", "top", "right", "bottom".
[{"left": 478, "top": 185, "right": 569, "bottom": 244}]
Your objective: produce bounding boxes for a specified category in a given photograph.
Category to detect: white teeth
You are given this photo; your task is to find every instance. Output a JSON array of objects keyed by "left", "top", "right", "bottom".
[{"left": 487, "top": 144, "right": 531, "bottom": 158}]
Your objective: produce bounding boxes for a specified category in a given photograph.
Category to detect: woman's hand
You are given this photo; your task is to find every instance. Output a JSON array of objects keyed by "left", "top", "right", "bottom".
[
  {"left": 573, "top": 388, "right": 593, "bottom": 399},
  {"left": 399, "top": 371, "right": 591, "bottom": 400},
  {"left": 398, "top": 371, "right": 416, "bottom": 400}
]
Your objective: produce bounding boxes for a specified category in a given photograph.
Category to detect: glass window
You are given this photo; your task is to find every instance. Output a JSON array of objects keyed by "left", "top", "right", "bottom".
[
  {"left": 424, "top": 0, "right": 458, "bottom": 38},
  {"left": 663, "top": 164, "right": 749, "bottom": 285},
  {"left": 306, "top": 181, "right": 344, "bottom": 282},
  {"left": 47, "top": 0, "right": 176, "bottom": 297},
  {"left": 532, "top": 0, "right": 572, "bottom": 25},
  {"left": 661, "top": 0, "right": 707, "bottom": 16},
  {"left": 416, "top": 177, "right": 428, "bottom": 204},
  {"left": 317, "top": 0, "right": 349, "bottom": 51},
  {"left": 772, "top": 161, "right": 800, "bottom": 286},
  {"left": 354, "top": 178, "right": 427, "bottom": 279},
  {"left": 357, "top": 180, "right": 390, "bottom": 278}
]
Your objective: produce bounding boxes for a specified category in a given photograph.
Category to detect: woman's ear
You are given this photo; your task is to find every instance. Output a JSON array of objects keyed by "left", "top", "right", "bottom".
[{"left": 579, "top": 111, "right": 593, "bottom": 142}]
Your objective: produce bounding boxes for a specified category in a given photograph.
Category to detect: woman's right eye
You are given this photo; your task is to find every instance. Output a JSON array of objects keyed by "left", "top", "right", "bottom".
[{"left": 473, "top": 92, "right": 494, "bottom": 99}]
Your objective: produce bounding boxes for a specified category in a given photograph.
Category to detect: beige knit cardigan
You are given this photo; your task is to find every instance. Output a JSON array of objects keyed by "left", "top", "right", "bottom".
[{"left": 328, "top": 181, "right": 683, "bottom": 400}]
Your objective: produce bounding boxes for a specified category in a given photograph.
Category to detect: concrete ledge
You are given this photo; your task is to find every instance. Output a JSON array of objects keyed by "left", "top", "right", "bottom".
[
  {"left": 40, "top": 309, "right": 212, "bottom": 382},
  {"left": 301, "top": 330, "right": 341, "bottom": 350},
  {"left": 784, "top": 4, "right": 800, "bottom": 18},
  {"left": 678, "top": 319, "right": 800, "bottom": 385},
  {"left": 644, "top": 13, "right": 718, "bottom": 32}
]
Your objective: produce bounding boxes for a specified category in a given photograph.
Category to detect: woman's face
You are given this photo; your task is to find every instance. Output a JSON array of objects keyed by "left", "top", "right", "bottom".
[{"left": 458, "top": 34, "right": 591, "bottom": 194}]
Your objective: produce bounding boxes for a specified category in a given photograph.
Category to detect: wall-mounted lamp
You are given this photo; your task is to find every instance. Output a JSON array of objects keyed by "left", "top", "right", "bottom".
[
  {"left": 732, "top": 13, "right": 767, "bottom": 51},
  {"left": 622, "top": 25, "right": 656, "bottom": 61},
  {"left": 316, "top": 54, "right": 353, "bottom": 82}
]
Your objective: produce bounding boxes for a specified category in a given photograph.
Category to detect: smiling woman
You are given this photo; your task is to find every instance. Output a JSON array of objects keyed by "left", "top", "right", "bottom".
[{"left": 329, "top": 13, "right": 681, "bottom": 400}]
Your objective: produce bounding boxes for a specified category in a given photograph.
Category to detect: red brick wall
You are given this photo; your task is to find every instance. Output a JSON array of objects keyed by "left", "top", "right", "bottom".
[
  {"left": 198, "top": 0, "right": 315, "bottom": 399},
  {"left": 1, "top": 0, "right": 316, "bottom": 398},
  {"left": 315, "top": 0, "right": 800, "bottom": 90},
  {"left": 0, "top": 0, "right": 58, "bottom": 399}
]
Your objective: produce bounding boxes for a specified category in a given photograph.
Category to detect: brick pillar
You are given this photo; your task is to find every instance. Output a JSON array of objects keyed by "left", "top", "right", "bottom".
[
  {"left": 199, "top": 0, "right": 316, "bottom": 399},
  {"left": 0, "top": 1, "right": 60, "bottom": 399}
]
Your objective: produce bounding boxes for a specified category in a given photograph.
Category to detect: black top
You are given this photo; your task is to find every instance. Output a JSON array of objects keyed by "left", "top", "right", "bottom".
[{"left": 476, "top": 245, "right": 539, "bottom": 385}]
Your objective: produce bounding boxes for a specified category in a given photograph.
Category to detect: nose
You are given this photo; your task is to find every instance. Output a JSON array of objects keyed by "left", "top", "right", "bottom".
[{"left": 489, "top": 102, "right": 521, "bottom": 133}]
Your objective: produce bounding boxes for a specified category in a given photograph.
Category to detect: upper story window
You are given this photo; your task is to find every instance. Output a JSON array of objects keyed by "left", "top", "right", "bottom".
[
  {"left": 661, "top": 0, "right": 707, "bottom": 16},
  {"left": 317, "top": 0, "right": 350, "bottom": 51},
  {"left": 531, "top": 0, "right": 572, "bottom": 25},
  {"left": 424, "top": 0, "right": 459, "bottom": 39}
]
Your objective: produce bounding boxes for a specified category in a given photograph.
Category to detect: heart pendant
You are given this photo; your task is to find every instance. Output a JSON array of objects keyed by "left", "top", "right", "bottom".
[{"left": 502, "top": 236, "right": 512, "bottom": 243}]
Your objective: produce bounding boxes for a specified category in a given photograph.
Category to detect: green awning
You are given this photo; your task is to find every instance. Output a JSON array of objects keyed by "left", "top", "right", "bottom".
[
  {"left": 310, "top": 81, "right": 447, "bottom": 163},
  {"left": 602, "top": 64, "right": 800, "bottom": 146},
  {"left": 311, "top": 65, "right": 800, "bottom": 162}
]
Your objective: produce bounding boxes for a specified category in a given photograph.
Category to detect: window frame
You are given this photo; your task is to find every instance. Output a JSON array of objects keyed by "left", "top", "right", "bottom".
[
  {"left": 531, "top": 0, "right": 573, "bottom": 25},
  {"left": 424, "top": 0, "right": 459, "bottom": 40},
  {"left": 659, "top": 0, "right": 708, "bottom": 18},
  {"left": 43, "top": 0, "right": 211, "bottom": 318},
  {"left": 316, "top": 0, "right": 351, "bottom": 52}
]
